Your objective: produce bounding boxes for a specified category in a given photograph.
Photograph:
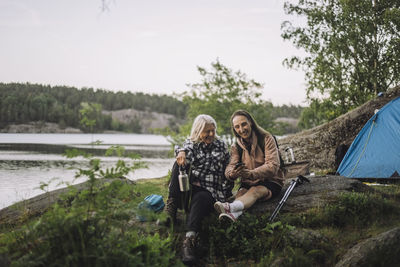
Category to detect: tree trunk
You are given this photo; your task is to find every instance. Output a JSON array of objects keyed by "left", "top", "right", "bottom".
[{"left": 278, "top": 86, "right": 400, "bottom": 171}]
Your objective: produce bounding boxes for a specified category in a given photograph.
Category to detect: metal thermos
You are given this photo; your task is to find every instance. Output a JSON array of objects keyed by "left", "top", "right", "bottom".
[{"left": 178, "top": 167, "right": 190, "bottom": 192}]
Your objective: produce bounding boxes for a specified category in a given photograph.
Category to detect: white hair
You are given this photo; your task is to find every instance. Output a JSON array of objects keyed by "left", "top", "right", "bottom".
[{"left": 190, "top": 114, "right": 218, "bottom": 142}]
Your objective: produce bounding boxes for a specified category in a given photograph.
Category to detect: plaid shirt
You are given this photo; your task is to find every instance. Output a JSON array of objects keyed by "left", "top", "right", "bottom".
[{"left": 175, "top": 138, "right": 233, "bottom": 202}]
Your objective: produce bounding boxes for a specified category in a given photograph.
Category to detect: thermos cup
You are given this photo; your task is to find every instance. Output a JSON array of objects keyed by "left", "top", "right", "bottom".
[{"left": 178, "top": 166, "right": 190, "bottom": 192}]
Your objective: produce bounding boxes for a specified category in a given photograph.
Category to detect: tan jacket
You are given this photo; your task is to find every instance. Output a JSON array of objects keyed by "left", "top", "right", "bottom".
[{"left": 225, "top": 131, "right": 284, "bottom": 187}]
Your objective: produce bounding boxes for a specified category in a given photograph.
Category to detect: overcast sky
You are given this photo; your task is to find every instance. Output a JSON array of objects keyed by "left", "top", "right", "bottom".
[{"left": 0, "top": 0, "right": 308, "bottom": 106}]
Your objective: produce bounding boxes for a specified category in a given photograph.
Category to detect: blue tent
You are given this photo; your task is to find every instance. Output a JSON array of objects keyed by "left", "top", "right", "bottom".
[{"left": 337, "top": 96, "right": 400, "bottom": 178}]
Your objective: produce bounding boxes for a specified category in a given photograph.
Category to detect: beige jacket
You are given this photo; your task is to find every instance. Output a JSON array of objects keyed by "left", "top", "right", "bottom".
[{"left": 225, "top": 131, "right": 284, "bottom": 187}]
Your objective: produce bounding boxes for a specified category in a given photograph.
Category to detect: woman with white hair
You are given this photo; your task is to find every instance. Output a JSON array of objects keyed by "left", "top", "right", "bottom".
[{"left": 165, "top": 114, "right": 233, "bottom": 265}]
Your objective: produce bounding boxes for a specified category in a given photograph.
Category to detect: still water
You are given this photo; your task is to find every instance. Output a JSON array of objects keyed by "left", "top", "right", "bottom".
[{"left": 0, "top": 133, "right": 175, "bottom": 209}]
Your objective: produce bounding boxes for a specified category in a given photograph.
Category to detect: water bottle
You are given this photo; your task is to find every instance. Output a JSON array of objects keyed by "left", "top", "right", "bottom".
[{"left": 178, "top": 166, "right": 190, "bottom": 192}]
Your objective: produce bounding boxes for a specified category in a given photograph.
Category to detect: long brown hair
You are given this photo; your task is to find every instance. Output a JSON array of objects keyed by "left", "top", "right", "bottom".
[{"left": 230, "top": 110, "right": 269, "bottom": 141}]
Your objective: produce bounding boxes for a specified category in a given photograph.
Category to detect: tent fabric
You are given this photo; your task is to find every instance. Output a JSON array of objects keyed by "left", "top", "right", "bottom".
[{"left": 337, "top": 97, "right": 400, "bottom": 178}]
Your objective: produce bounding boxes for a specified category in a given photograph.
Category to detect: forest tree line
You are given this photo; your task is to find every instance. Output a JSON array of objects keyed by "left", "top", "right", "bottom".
[
  {"left": 0, "top": 82, "right": 304, "bottom": 134},
  {"left": 0, "top": 83, "right": 187, "bottom": 133}
]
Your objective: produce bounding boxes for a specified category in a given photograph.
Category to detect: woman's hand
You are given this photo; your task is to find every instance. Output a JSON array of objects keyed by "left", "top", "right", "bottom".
[
  {"left": 230, "top": 164, "right": 245, "bottom": 180},
  {"left": 239, "top": 169, "right": 253, "bottom": 179},
  {"left": 239, "top": 169, "right": 261, "bottom": 185},
  {"left": 176, "top": 151, "right": 186, "bottom": 166}
]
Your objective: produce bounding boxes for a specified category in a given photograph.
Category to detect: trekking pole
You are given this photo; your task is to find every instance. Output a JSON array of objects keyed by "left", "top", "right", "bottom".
[{"left": 269, "top": 175, "right": 310, "bottom": 222}]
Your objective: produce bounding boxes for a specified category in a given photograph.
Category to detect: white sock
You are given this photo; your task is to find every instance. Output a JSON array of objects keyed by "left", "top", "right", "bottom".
[
  {"left": 232, "top": 210, "right": 243, "bottom": 219},
  {"left": 186, "top": 231, "right": 196, "bottom": 238},
  {"left": 229, "top": 200, "right": 244, "bottom": 212}
]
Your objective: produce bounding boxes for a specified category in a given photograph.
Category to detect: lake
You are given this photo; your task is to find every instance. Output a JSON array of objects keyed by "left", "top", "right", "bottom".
[{"left": 0, "top": 133, "right": 175, "bottom": 209}]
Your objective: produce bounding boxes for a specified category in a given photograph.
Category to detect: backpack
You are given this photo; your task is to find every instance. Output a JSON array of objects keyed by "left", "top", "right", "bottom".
[
  {"left": 137, "top": 194, "right": 165, "bottom": 222},
  {"left": 235, "top": 134, "right": 285, "bottom": 171},
  {"left": 335, "top": 144, "right": 349, "bottom": 172}
]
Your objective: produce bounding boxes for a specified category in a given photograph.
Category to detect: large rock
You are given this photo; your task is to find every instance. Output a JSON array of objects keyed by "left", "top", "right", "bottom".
[
  {"left": 103, "top": 108, "right": 184, "bottom": 133},
  {"left": 249, "top": 176, "right": 372, "bottom": 216},
  {"left": 278, "top": 86, "right": 400, "bottom": 171},
  {"left": 335, "top": 227, "right": 400, "bottom": 267}
]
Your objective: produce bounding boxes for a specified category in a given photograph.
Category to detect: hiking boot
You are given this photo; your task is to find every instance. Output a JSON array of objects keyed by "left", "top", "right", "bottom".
[
  {"left": 182, "top": 236, "right": 196, "bottom": 265},
  {"left": 214, "top": 201, "right": 230, "bottom": 215},
  {"left": 164, "top": 197, "right": 178, "bottom": 226}
]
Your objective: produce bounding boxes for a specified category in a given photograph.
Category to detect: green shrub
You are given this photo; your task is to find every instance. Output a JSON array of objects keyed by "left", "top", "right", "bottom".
[
  {"left": 279, "top": 247, "right": 314, "bottom": 267},
  {"left": 1, "top": 146, "right": 178, "bottom": 267},
  {"left": 3, "top": 180, "right": 177, "bottom": 267},
  {"left": 259, "top": 247, "right": 326, "bottom": 267},
  {"left": 200, "top": 213, "right": 295, "bottom": 262}
]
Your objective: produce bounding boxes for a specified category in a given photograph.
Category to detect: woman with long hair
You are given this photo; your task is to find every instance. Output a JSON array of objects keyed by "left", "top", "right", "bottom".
[{"left": 214, "top": 110, "right": 284, "bottom": 221}]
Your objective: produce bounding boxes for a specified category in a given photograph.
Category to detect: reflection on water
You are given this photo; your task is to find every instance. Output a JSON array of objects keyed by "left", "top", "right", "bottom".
[
  {"left": 0, "top": 143, "right": 171, "bottom": 158},
  {"left": 0, "top": 133, "right": 171, "bottom": 145},
  {"left": 0, "top": 155, "right": 174, "bottom": 209},
  {"left": 0, "top": 133, "right": 175, "bottom": 209}
]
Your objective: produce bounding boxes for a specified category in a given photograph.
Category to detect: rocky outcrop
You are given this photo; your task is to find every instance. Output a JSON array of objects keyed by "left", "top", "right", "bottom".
[
  {"left": 103, "top": 109, "right": 183, "bottom": 133},
  {"left": 335, "top": 227, "right": 400, "bottom": 267},
  {"left": 249, "top": 176, "right": 372, "bottom": 216},
  {"left": 278, "top": 86, "right": 400, "bottom": 171}
]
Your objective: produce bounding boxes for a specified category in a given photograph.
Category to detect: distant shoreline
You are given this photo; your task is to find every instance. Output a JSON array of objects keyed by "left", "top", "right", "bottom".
[{"left": 0, "top": 122, "right": 82, "bottom": 134}]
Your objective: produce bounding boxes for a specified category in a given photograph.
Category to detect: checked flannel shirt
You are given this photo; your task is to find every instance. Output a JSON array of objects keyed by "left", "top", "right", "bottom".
[{"left": 175, "top": 138, "right": 233, "bottom": 202}]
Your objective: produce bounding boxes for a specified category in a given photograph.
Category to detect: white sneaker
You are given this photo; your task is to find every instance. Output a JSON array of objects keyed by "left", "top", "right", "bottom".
[
  {"left": 214, "top": 201, "right": 230, "bottom": 214},
  {"left": 219, "top": 211, "right": 239, "bottom": 222}
]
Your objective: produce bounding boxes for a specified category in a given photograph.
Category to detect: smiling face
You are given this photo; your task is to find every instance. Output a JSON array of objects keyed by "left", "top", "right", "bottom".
[
  {"left": 232, "top": 115, "right": 252, "bottom": 141},
  {"left": 200, "top": 123, "right": 216, "bottom": 144}
]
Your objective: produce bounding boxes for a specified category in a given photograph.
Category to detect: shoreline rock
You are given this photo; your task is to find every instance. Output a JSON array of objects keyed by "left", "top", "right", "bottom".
[{"left": 0, "top": 122, "right": 82, "bottom": 134}]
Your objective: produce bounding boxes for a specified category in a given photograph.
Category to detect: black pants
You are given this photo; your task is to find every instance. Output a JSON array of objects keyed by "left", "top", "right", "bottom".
[
  {"left": 168, "top": 162, "right": 215, "bottom": 232},
  {"left": 240, "top": 180, "right": 282, "bottom": 199}
]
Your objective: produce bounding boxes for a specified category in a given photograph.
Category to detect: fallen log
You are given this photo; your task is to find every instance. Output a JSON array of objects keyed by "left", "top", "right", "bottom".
[{"left": 278, "top": 86, "right": 400, "bottom": 171}]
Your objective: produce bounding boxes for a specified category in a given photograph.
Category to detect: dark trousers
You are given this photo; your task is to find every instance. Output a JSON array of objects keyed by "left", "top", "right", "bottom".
[{"left": 168, "top": 162, "right": 215, "bottom": 232}]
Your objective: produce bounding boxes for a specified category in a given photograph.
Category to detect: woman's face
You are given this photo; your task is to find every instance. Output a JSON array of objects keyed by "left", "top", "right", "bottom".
[
  {"left": 232, "top": 115, "right": 252, "bottom": 141},
  {"left": 200, "top": 123, "right": 216, "bottom": 144}
]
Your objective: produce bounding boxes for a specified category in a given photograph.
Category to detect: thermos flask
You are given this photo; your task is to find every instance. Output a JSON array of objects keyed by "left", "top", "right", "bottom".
[{"left": 178, "top": 166, "right": 190, "bottom": 192}]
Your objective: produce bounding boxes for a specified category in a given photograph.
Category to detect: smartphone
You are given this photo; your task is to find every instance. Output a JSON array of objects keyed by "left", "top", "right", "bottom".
[{"left": 235, "top": 162, "right": 244, "bottom": 169}]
